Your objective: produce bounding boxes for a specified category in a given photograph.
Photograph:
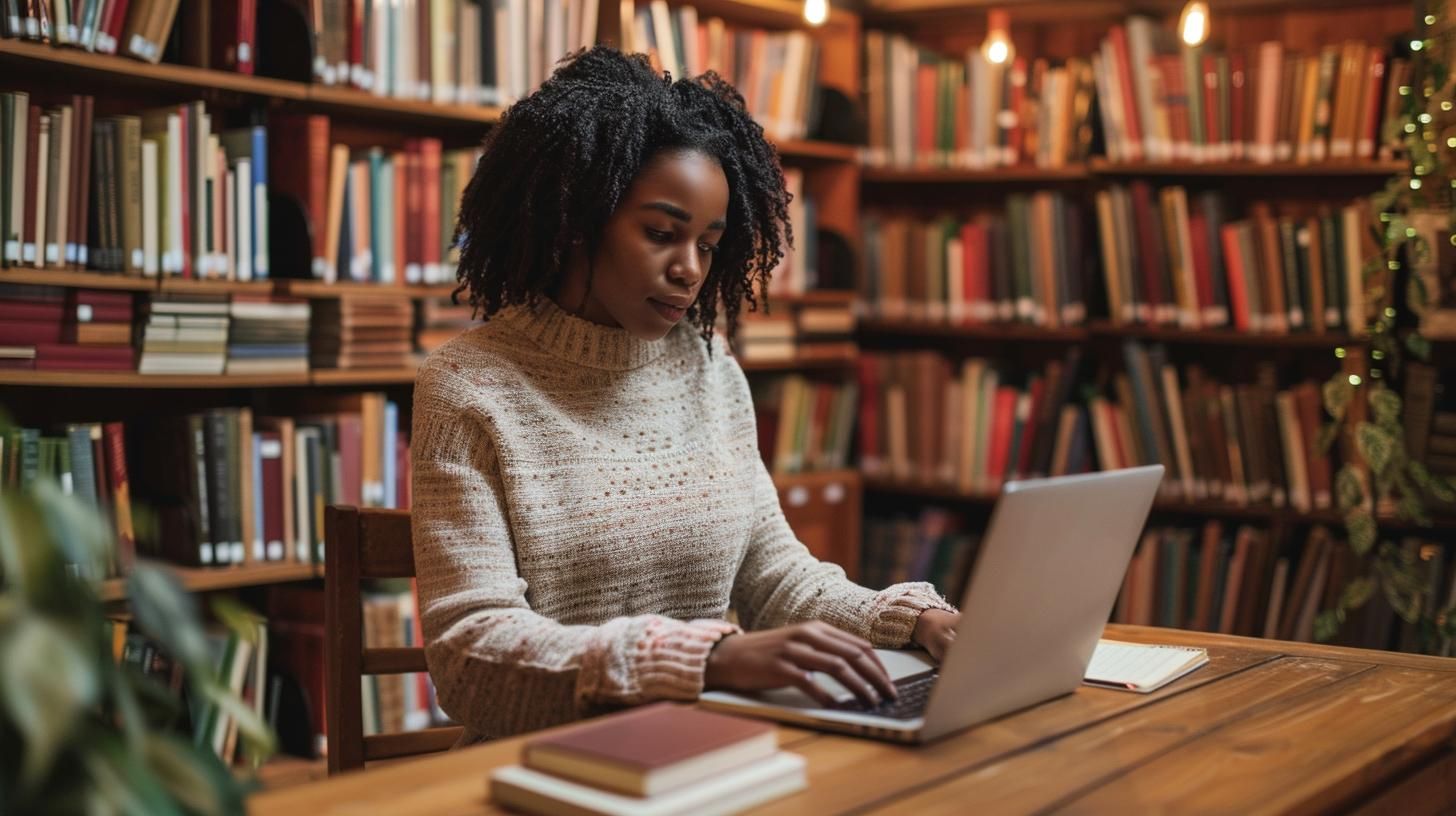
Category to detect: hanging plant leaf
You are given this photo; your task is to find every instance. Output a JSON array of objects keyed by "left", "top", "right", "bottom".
[
  {"left": 1, "top": 617, "right": 99, "bottom": 790},
  {"left": 1407, "top": 272, "right": 1430, "bottom": 310},
  {"left": 1323, "top": 376, "right": 1354, "bottom": 422},
  {"left": 1317, "top": 422, "right": 1341, "bottom": 455},
  {"left": 1405, "top": 333, "right": 1433, "bottom": 361},
  {"left": 1356, "top": 422, "right": 1396, "bottom": 479},
  {"left": 1369, "top": 387, "right": 1402, "bottom": 429},
  {"left": 1336, "top": 464, "right": 1366, "bottom": 511},
  {"left": 1314, "top": 610, "right": 1343, "bottom": 643},
  {"left": 1340, "top": 576, "right": 1378, "bottom": 611},
  {"left": 1346, "top": 509, "right": 1377, "bottom": 556}
]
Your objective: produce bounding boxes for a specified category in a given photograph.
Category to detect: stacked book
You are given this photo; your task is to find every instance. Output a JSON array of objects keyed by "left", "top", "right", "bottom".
[
  {"left": 227, "top": 296, "right": 310, "bottom": 375},
  {"left": 0, "top": 285, "right": 136, "bottom": 371},
  {"left": 139, "top": 294, "right": 229, "bottom": 375},
  {"left": 310, "top": 297, "right": 414, "bottom": 370},
  {"left": 734, "top": 314, "right": 795, "bottom": 363},
  {"left": 415, "top": 296, "right": 475, "bottom": 357},
  {"left": 490, "top": 703, "right": 806, "bottom": 816}
]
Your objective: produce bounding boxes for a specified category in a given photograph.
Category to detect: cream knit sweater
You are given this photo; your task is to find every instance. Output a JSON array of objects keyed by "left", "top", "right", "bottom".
[{"left": 411, "top": 297, "right": 954, "bottom": 742}]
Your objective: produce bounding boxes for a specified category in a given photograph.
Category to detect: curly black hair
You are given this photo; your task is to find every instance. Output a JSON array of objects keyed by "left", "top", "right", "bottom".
[{"left": 452, "top": 45, "right": 792, "bottom": 342}]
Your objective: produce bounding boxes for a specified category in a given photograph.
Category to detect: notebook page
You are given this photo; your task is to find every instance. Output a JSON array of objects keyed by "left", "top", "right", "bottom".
[{"left": 1084, "top": 641, "right": 1204, "bottom": 689}]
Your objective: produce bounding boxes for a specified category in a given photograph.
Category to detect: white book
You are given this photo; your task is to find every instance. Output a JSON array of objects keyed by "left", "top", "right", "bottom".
[
  {"left": 164, "top": 113, "right": 184, "bottom": 275},
  {"left": 649, "top": 0, "right": 678, "bottom": 79},
  {"left": 142, "top": 140, "right": 160, "bottom": 277},
  {"left": 293, "top": 428, "right": 316, "bottom": 564},
  {"left": 1083, "top": 640, "right": 1209, "bottom": 693},
  {"left": 31, "top": 114, "right": 48, "bottom": 267},
  {"left": 490, "top": 752, "right": 807, "bottom": 816},
  {"left": 52, "top": 105, "right": 72, "bottom": 267},
  {"left": 235, "top": 159, "right": 252, "bottom": 281}
]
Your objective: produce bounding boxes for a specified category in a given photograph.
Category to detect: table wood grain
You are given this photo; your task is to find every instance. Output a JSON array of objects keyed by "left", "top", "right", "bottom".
[{"left": 248, "top": 625, "right": 1456, "bottom": 815}]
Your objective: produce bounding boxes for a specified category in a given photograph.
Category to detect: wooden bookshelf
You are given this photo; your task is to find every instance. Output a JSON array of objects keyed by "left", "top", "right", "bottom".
[
  {"left": 739, "top": 354, "right": 858, "bottom": 372},
  {"left": 777, "top": 139, "right": 858, "bottom": 163},
  {"left": 0, "top": 371, "right": 312, "bottom": 388},
  {"left": 1090, "top": 323, "right": 1360, "bottom": 349},
  {"left": 858, "top": 318, "right": 1091, "bottom": 343},
  {"left": 159, "top": 277, "right": 274, "bottom": 295},
  {"left": 98, "top": 562, "right": 320, "bottom": 602},
  {"left": 0, "top": 268, "right": 157, "bottom": 291},
  {"left": 310, "top": 368, "right": 420, "bottom": 386},
  {"left": 857, "top": 318, "right": 1363, "bottom": 349},
  {"left": 306, "top": 84, "right": 502, "bottom": 126}
]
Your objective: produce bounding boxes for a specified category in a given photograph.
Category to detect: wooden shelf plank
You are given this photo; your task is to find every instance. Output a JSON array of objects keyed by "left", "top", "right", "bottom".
[
  {"left": 305, "top": 84, "right": 501, "bottom": 126},
  {"left": 0, "top": 371, "right": 312, "bottom": 388},
  {"left": 159, "top": 278, "right": 274, "bottom": 295},
  {"left": 1090, "top": 322, "right": 1360, "bottom": 348},
  {"left": 777, "top": 139, "right": 858, "bottom": 162},
  {"left": 277, "top": 280, "right": 416, "bottom": 299},
  {"left": 861, "top": 165, "right": 1090, "bottom": 183},
  {"left": 310, "top": 368, "right": 420, "bottom": 386},
  {"left": 0, "top": 268, "right": 156, "bottom": 291},
  {"left": 99, "top": 562, "right": 320, "bottom": 602},
  {"left": 1088, "top": 159, "right": 1405, "bottom": 177},
  {"left": 0, "top": 37, "right": 308, "bottom": 100},
  {"left": 859, "top": 318, "right": 1361, "bottom": 348},
  {"left": 738, "top": 354, "right": 858, "bottom": 372},
  {"left": 858, "top": 318, "right": 1090, "bottom": 343}
]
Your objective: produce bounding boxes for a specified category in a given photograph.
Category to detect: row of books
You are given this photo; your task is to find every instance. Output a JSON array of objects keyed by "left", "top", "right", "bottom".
[
  {"left": 856, "top": 349, "right": 1089, "bottom": 492},
  {"left": 1114, "top": 523, "right": 1456, "bottom": 655},
  {"left": 0, "top": 0, "right": 181, "bottom": 61},
  {"left": 2, "top": 396, "right": 409, "bottom": 574},
  {"left": 0, "top": 284, "right": 136, "bottom": 371},
  {"left": 861, "top": 506, "right": 979, "bottom": 601},
  {"left": 0, "top": 93, "right": 271, "bottom": 280},
  {"left": 361, "top": 581, "right": 439, "bottom": 736},
  {"left": 1096, "top": 186, "right": 1375, "bottom": 333},
  {"left": 1093, "top": 20, "right": 1403, "bottom": 165},
  {"left": 619, "top": 0, "right": 821, "bottom": 142},
  {"left": 762, "top": 169, "right": 819, "bottom": 298},
  {"left": 274, "top": 114, "right": 481, "bottom": 286},
  {"left": 859, "top": 195, "right": 1090, "bottom": 328},
  {"left": 861, "top": 30, "right": 1094, "bottom": 169},
  {"left": 751, "top": 375, "right": 856, "bottom": 475}
]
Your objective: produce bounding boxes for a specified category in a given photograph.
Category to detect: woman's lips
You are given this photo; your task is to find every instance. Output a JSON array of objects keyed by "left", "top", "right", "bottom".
[{"left": 649, "top": 298, "right": 687, "bottom": 322}]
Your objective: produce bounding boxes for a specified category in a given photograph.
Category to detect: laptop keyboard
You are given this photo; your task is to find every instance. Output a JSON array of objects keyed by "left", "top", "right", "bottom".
[{"left": 834, "top": 671, "right": 939, "bottom": 719}]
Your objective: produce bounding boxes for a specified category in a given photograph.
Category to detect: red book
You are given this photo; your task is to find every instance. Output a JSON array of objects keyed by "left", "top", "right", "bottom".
[
  {"left": 916, "top": 63, "right": 936, "bottom": 162},
  {"left": 0, "top": 301, "right": 65, "bottom": 322},
  {"left": 1220, "top": 223, "right": 1251, "bottom": 332},
  {"left": 337, "top": 413, "right": 363, "bottom": 506},
  {"left": 1014, "top": 375, "right": 1047, "bottom": 479},
  {"left": 103, "top": 422, "right": 135, "bottom": 574},
  {"left": 70, "top": 95, "right": 95, "bottom": 267},
  {"left": 1128, "top": 182, "right": 1166, "bottom": 319},
  {"left": 0, "top": 321, "right": 64, "bottom": 345},
  {"left": 348, "top": 0, "right": 365, "bottom": 84},
  {"left": 73, "top": 288, "right": 135, "bottom": 307},
  {"left": 71, "top": 304, "right": 132, "bottom": 323},
  {"left": 420, "top": 138, "right": 442, "bottom": 278},
  {"left": 102, "top": 0, "right": 132, "bottom": 54},
  {"left": 960, "top": 221, "right": 987, "bottom": 323},
  {"left": 34, "top": 343, "right": 135, "bottom": 365},
  {"left": 1187, "top": 212, "right": 1216, "bottom": 325},
  {"left": 986, "top": 385, "right": 1018, "bottom": 487},
  {"left": 269, "top": 114, "right": 331, "bottom": 273},
  {"left": 403, "top": 142, "right": 422, "bottom": 280},
  {"left": 1230, "top": 51, "right": 1248, "bottom": 158},
  {"left": 856, "top": 356, "right": 882, "bottom": 474},
  {"left": 522, "top": 703, "right": 777, "bottom": 797},
  {"left": 1108, "top": 26, "right": 1143, "bottom": 157}
]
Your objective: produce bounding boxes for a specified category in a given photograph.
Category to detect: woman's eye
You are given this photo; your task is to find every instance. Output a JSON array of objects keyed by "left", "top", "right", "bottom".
[
  {"left": 698, "top": 243, "right": 718, "bottom": 255},
  {"left": 646, "top": 228, "right": 674, "bottom": 243}
]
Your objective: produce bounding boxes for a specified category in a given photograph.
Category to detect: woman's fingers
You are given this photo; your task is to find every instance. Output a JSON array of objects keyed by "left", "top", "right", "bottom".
[
  {"left": 795, "top": 626, "right": 898, "bottom": 701},
  {"left": 777, "top": 659, "right": 838, "bottom": 707},
  {"left": 783, "top": 642, "right": 881, "bottom": 706}
]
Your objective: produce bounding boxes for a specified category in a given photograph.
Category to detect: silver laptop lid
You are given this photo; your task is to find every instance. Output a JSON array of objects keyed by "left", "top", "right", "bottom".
[{"left": 919, "top": 465, "right": 1164, "bottom": 741}]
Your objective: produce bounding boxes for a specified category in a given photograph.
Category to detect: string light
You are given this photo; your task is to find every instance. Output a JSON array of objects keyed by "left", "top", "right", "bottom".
[
  {"left": 802, "top": 0, "right": 827, "bottom": 26},
  {"left": 1412, "top": 39, "right": 1425, "bottom": 51},
  {"left": 1412, "top": 178, "right": 1424, "bottom": 189},
  {"left": 1349, "top": 374, "right": 1363, "bottom": 386},
  {"left": 1179, "top": 1, "right": 1210, "bottom": 47},
  {"left": 982, "top": 9, "right": 1014, "bottom": 65}
]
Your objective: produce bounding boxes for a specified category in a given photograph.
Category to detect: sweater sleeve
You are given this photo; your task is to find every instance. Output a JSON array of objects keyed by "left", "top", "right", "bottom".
[
  {"left": 411, "top": 366, "right": 737, "bottom": 738},
  {"left": 729, "top": 457, "right": 957, "bottom": 648}
]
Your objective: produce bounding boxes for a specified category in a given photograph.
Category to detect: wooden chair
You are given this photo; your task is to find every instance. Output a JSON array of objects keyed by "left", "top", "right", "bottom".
[{"left": 325, "top": 505, "right": 465, "bottom": 774}]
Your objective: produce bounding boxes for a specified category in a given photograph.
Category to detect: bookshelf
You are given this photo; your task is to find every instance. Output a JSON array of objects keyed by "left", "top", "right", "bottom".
[{"left": 98, "top": 561, "right": 320, "bottom": 602}]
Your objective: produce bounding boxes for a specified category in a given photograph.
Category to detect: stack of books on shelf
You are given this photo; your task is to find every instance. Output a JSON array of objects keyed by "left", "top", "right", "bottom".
[
  {"left": 860, "top": 196, "right": 1090, "bottom": 328},
  {"left": 415, "top": 295, "right": 475, "bottom": 357},
  {"left": 0, "top": 92, "right": 270, "bottom": 281},
  {"left": 0, "top": 284, "right": 136, "bottom": 371},
  {"left": 139, "top": 293, "right": 230, "bottom": 374},
  {"left": 275, "top": 113, "right": 479, "bottom": 286},
  {"left": 856, "top": 348, "right": 1087, "bottom": 490},
  {"left": 1, "top": 420, "right": 136, "bottom": 575},
  {"left": 303, "top": 0, "right": 598, "bottom": 106},
  {"left": 490, "top": 703, "right": 807, "bottom": 816},
  {"left": 862, "top": 506, "right": 979, "bottom": 600},
  {"left": 735, "top": 293, "right": 853, "bottom": 364},
  {"left": 751, "top": 375, "right": 856, "bottom": 475},
  {"left": 1092, "top": 17, "right": 1405, "bottom": 165},
  {"left": 618, "top": 0, "right": 821, "bottom": 142},
  {"left": 226, "top": 295, "right": 310, "bottom": 375},
  {"left": 1095, "top": 185, "right": 1375, "bottom": 332},
  {"left": 861, "top": 31, "right": 1095, "bottom": 169},
  {"left": 309, "top": 296, "right": 414, "bottom": 370}
]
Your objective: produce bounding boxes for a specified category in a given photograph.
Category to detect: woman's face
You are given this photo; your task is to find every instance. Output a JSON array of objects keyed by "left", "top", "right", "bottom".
[{"left": 555, "top": 149, "right": 730, "bottom": 340}]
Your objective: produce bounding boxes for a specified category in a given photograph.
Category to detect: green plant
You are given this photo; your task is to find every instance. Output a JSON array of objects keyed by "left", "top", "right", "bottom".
[
  {"left": 1316, "top": 1, "right": 1456, "bottom": 652},
  {"left": 0, "top": 478, "right": 275, "bottom": 815}
]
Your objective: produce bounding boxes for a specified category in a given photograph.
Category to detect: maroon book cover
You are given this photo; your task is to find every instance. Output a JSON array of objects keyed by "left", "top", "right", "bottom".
[
  {"left": 0, "top": 301, "right": 66, "bottom": 321},
  {"left": 523, "top": 703, "right": 775, "bottom": 774},
  {"left": 34, "top": 342, "right": 135, "bottom": 366},
  {"left": 0, "top": 321, "right": 64, "bottom": 345},
  {"left": 73, "top": 288, "right": 135, "bottom": 308},
  {"left": 258, "top": 429, "right": 285, "bottom": 560}
]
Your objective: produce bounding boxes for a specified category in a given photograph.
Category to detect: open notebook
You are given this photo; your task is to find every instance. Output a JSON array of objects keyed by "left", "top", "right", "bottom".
[{"left": 1083, "top": 640, "right": 1209, "bottom": 693}]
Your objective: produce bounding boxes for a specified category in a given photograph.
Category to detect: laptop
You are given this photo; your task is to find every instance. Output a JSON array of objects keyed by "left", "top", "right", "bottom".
[{"left": 700, "top": 465, "right": 1165, "bottom": 744}]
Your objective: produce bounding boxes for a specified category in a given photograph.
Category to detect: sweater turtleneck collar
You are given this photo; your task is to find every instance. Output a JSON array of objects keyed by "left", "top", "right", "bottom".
[{"left": 496, "top": 295, "right": 672, "bottom": 371}]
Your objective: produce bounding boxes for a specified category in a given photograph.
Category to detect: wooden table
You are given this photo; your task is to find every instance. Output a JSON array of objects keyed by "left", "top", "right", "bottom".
[{"left": 249, "top": 625, "right": 1456, "bottom": 815}]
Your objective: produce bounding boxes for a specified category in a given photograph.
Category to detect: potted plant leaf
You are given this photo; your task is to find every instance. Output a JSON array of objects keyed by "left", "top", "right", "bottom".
[{"left": 0, "top": 477, "right": 275, "bottom": 815}]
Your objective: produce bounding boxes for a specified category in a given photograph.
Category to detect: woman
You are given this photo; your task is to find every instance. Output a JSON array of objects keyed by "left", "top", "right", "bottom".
[{"left": 412, "top": 46, "right": 959, "bottom": 742}]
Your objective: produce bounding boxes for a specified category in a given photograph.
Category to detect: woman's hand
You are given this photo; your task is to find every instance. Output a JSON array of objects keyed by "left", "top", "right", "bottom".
[
  {"left": 703, "top": 622, "right": 898, "bottom": 707},
  {"left": 913, "top": 609, "right": 959, "bottom": 662}
]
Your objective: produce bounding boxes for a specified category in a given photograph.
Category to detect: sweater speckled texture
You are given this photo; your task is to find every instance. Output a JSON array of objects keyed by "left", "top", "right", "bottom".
[{"left": 410, "top": 297, "right": 954, "bottom": 742}]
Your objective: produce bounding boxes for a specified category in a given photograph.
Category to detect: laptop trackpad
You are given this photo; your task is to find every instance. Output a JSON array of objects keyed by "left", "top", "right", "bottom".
[{"left": 756, "top": 648, "right": 937, "bottom": 709}]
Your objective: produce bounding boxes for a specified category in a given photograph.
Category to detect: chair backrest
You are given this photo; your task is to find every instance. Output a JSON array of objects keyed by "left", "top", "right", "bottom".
[{"left": 325, "top": 505, "right": 464, "bottom": 774}]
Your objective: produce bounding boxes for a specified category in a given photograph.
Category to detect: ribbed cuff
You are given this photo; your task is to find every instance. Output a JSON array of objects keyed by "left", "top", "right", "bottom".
[
  {"left": 868, "top": 583, "right": 957, "bottom": 648},
  {"left": 578, "top": 617, "right": 741, "bottom": 706}
]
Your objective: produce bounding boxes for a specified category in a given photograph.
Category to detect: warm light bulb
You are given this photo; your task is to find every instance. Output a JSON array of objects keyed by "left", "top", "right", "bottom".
[
  {"left": 1179, "top": 1, "right": 1209, "bottom": 47},
  {"left": 803, "top": 0, "right": 827, "bottom": 26},
  {"left": 982, "top": 9, "right": 1014, "bottom": 65}
]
